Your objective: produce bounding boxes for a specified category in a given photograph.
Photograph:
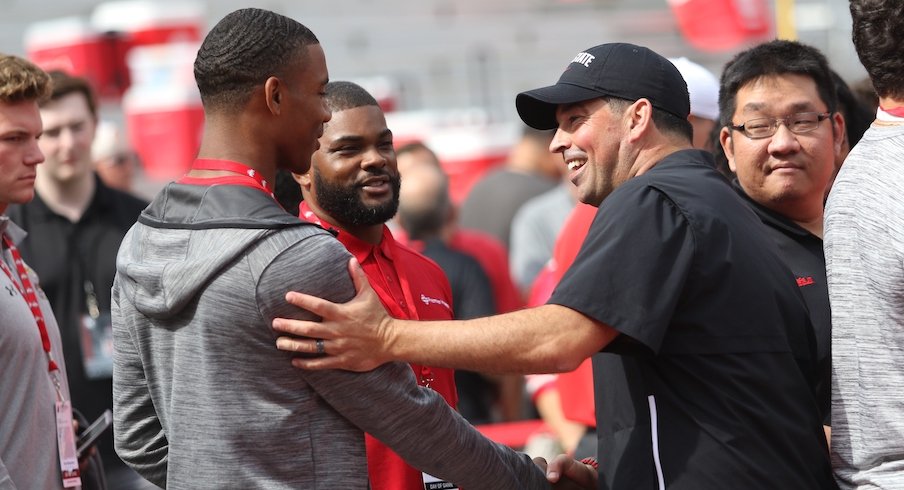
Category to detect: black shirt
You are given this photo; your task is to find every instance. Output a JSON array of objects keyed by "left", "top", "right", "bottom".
[
  {"left": 734, "top": 181, "right": 831, "bottom": 425},
  {"left": 6, "top": 176, "right": 147, "bottom": 465},
  {"left": 549, "top": 150, "right": 835, "bottom": 490},
  {"left": 420, "top": 238, "right": 495, "bottom": 321},
  {"left": 420, "top": 238, "right": 498, "bottom": 424}
]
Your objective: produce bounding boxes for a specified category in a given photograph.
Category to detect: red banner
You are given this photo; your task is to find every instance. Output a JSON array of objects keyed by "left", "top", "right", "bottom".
[{"left": 668, "top": 0, "right": 772, "bottom": 52}]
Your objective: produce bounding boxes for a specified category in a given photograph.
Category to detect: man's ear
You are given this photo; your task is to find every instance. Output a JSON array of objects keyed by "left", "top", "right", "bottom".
[
  {"left": 264, "top": 76, "right": 282, "bottom": 115},
  {"left": 293, "top": 169, "right": 313, "bottom": 192},
  {"left": 832, "top": 111, "right": 846, "bottom": 156},
  {"left": 625, "top": 99, "right": 653, "bottom": 143},
  {"left": 719, "top": 126, "right": 738, "bottom": 173}
]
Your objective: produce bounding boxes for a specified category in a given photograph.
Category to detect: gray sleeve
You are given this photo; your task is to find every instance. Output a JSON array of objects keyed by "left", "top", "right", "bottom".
[
  {"left": 509, "top": 203, "right": 555, "bottom": 291},
  {"left": 111, "top": 275, "right": 169, "bottom": 488},
  {"left": 0, "top": 459, "right": 16, "bottom": 490},
  {"left": 824, "top": 137, "right": 904, "bottom": 485},
  {"left": 257, "top": 233, "right": 549, "bottom": 490}
]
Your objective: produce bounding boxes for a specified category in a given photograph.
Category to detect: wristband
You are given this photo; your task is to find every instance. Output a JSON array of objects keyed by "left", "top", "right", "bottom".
[{"left": 580, "top": 457, "right": 599, "bottom": 470}]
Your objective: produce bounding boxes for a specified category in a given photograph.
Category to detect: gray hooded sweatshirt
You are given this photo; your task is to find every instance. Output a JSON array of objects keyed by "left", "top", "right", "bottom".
[{"left": 112, "top": 183, "right": 548, "bottom": 489}]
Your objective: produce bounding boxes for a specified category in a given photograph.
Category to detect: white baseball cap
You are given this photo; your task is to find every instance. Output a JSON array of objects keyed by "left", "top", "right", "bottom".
[{"left": 668, "top": 57, "right": 719, "bottom": 121}]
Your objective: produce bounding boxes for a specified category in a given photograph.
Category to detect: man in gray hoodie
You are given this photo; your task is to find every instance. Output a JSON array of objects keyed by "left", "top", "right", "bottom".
[{"left": 111, "top": 8, "right": 549, "bottom": 489}]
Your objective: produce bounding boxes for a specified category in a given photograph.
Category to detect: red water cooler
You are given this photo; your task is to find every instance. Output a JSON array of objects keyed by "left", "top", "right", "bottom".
[
  {"left": 24, "top": 18, "right": 129, "bottom": 99},
  {"left": 123, "top": 43, "right": 204, "bottom": 181},
  {"left": 91, "top": 1, "right": 204, "bottom": 50},
  {"left": 123, "top": 86, "right": 203, "bottom": 181}
]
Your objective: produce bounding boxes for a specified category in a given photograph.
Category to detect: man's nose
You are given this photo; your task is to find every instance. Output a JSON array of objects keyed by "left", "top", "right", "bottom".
[
  {"left": 550, "top": 128, "right": 570, "bottom": 155},
  {"left": 767, "top": 123, "right": 802, "bottom": 155}
]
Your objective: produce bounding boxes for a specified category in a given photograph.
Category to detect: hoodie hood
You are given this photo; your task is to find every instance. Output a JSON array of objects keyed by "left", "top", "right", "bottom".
[{"left": 115, "top": 183, "right": 319, "bottom": 319}]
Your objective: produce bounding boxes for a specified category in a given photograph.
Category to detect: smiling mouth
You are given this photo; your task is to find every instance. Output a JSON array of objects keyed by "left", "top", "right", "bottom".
[
  {"left": 360, "top": 176, "right": 390, "bottom": 187},
  {"left": 566, "top": 159, "right": 585, "bottom": 171},
  {"left": 359, "top": 176, "right": 396, "bottom": 194}
]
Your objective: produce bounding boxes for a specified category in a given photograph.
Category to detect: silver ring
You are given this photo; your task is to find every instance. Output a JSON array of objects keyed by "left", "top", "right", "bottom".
[{"left": 315, "top": 339, "right": 325, "bottom": 355}]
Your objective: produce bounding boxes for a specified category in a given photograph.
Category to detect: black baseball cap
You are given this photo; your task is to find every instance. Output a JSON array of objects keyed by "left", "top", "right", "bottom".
[{"left": 516, "top": 43, "right": 690, "bottom": 130}]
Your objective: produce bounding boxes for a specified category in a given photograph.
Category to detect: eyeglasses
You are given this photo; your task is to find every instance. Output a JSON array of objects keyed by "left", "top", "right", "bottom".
[
  {"left": 103, "top": 151, "right": 137, "bottom": 168},
  {"left": 728, "top": 112, "right": 831, "bottom": 139}
]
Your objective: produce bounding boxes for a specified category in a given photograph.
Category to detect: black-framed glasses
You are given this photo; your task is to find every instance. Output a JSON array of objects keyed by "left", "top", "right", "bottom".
[{"left": 728, "top": 112, "right": 831, "bottom": 139}]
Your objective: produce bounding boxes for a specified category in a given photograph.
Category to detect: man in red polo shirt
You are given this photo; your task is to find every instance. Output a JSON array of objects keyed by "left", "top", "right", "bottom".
[{"left": 294, "top": 80, "right": 459, "bottom": 490}]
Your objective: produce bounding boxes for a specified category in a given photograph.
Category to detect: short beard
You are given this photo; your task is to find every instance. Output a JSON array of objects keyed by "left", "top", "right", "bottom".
[{"left": 312, "top": 170, "right": 401, "bottom": 227}]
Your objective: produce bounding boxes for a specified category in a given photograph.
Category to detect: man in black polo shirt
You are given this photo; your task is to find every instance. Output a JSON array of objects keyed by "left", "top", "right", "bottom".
[
  {"left": 272, "top": 43, "right": 836, "bottom": 489},
  {"left": 718, "top": 41, "right": 843, "bottom": 440}
]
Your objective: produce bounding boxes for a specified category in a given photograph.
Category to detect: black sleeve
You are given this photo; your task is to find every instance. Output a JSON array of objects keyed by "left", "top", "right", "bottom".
[
  {"left": 548, "top": 183, "right": 695, "bottom": 355},
  {"left": 452, "top": 254, "right": 497, "bottom": 320}
]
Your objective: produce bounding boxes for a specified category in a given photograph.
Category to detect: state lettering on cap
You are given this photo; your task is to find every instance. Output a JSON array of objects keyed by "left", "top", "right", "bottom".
[
  {"left": 516, "top": 43, "right": 691, "bottom": 130},
  {"left": 572, "top": 52, "right": 596, "bottom": 67}
]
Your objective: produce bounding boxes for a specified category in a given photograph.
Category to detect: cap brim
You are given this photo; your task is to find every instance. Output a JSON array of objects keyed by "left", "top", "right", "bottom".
[{"left": 516, "top": 83, "right": 604, "bottom": 130}]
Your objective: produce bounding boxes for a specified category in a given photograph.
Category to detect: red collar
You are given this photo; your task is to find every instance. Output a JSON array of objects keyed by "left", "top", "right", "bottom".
[
  {"left": 298, "top": 202, "right": 395, "bottom": 262},
  {"left": 880, "top": 105, "right": 904, "bottom": 118}
]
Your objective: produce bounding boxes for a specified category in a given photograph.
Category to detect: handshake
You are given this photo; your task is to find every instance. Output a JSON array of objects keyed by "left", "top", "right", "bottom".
[{"left": 533, "top": 455, "right": 598, "bottom": 489}]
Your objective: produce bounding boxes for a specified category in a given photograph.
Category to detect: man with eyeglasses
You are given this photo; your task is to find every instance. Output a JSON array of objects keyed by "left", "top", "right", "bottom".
[{"left": 718, "top": 40, "right": 845, "bottom": 445}]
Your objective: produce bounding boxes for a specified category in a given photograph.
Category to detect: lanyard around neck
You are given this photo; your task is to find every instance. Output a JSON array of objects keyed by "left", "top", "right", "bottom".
[
  {"left": 180, "top": 159, "right": 275, "bottom": 199},
  {"left": 1, "top": 235, "right": 60, "bottom": 373}
]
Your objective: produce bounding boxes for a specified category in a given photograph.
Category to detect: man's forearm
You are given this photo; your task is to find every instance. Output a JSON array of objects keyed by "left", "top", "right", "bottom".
[
  {"left": 387, "top": 304, "right": 616, "bottom": 374},
  {"left": 273, "top": 267, "right": 618, "bottom": 374}
]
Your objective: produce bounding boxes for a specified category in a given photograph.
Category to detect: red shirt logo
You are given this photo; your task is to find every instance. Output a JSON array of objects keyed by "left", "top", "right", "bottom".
[{"left": 796, "top": 276, "right": 815, "bottom": 287}]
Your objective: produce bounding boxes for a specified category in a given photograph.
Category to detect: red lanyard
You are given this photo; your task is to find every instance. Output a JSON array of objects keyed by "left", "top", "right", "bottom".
[
  {"left": 880, "top": 105, "right": 904, "bottom": 118},
  {"left": 1, "top": 235, "right": 60, "bottom": 373},
  {"left": 179, "top": 159, "right": 275, "bottom": 199}
]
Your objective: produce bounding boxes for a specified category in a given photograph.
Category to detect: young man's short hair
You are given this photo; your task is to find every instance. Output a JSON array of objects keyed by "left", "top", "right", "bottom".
[
  {"left": 850, "top": 0, "right": 904, "bottom": 100},
  {"left": 0, "top": 54, "right": 51, "bottom": 104},
  {"left": 194, "top": 8, "right": 320, "bottom": 112},
  {"left": 43, "top": 70, "right": 97, "bottom": 118}
]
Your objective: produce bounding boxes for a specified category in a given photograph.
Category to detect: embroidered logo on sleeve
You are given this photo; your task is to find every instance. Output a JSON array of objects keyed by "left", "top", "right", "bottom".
[{"left": 796, "top": 276, "right": 815, "bottom": 287}]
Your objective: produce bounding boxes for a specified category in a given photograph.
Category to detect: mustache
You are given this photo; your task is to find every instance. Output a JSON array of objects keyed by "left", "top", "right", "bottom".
[{"left": 356, "top": 170, "right": 399, "bottom": 186}]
